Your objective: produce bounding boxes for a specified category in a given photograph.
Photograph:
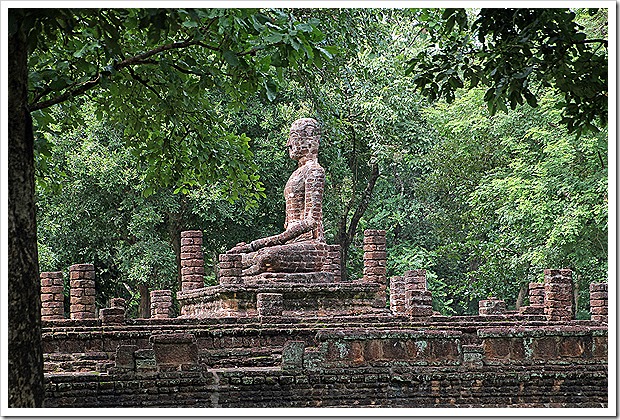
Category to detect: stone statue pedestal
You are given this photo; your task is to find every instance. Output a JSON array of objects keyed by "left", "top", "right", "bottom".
[{"left": 176, "top": 279, "right": 386, "bottom": 318}]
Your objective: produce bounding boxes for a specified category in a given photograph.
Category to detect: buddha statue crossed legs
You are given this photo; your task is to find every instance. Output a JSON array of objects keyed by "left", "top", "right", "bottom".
[{"left": 226, "top": 118, "right": 339, "bottom": 280}]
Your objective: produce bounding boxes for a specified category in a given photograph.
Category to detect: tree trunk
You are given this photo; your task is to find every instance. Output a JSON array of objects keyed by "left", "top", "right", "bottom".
[
  {"left": 8, "top": 11, "right": 44, "bottom": 407},
  {"left": 336, "top": 163, "right": 380, "bottom": 281},
  {"left": 515, "top": 283, "right": 528, "bottom": 309},
  {"left": 166, "top": 197, "right": 186, "bottom": 291},
  {"left": 139, "top": 283, "right": 151, "bottom": 318}
]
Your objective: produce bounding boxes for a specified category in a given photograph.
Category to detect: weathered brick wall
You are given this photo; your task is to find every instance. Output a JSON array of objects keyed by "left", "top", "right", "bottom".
[
  {"left": 41, "top": 317, "right": 607, "bottom": 408},
  {"left": 43, "top": 361, "right": 607, "bottom": 408}
]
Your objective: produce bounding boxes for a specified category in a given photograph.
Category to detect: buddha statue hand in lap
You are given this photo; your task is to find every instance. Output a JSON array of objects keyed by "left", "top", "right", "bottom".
[{"left": 226, "top": 117, "right": 328, "bottom": 275}]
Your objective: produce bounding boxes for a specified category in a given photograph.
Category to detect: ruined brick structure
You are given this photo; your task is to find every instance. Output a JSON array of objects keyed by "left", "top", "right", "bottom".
[
  {"left": 69, "top": 264, "right": 96, "bottom": 320},
  {"left": 589, "top": 283, "right": 608, "bottom": 324},
  {"left": 38, "top": 119, "right": 608, "bottom": 409},
  {"left": 180, "top": 230, "right": 204, "bottom": 291},
  {"left": 40, "top": 271, "right": 64, "bottom": 321}
]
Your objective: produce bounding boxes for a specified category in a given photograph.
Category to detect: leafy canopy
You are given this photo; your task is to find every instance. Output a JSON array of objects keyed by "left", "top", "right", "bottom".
[
  {"left": 406, "top": 8, "right": 608, "bottom": 135},
  {"left": 21, "top": 8, "right": 333, "bottom": 205}
]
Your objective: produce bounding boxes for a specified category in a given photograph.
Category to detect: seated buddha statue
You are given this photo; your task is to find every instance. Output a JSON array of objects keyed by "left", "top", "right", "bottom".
[{"left": 226, "top": 118, "right": 333, "bottom": 277}]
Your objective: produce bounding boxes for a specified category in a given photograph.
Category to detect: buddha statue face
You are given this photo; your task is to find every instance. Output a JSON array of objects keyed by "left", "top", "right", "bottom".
[{"left": 287, "top": 118, "right": 320, "bottom": 161}]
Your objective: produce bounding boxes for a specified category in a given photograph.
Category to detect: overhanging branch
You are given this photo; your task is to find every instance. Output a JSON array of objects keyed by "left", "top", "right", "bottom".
[{"left": 28, "top": 38, "right": 204, "bottom": 111}]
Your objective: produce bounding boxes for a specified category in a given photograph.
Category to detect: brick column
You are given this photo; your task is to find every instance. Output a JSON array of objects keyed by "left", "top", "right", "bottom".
[
  {"left": 363, "top": 229, "right": 386, "bottom": 284},
  {"left": 40, "top": 271, "right": 64, "bottom": 320},
  {"left": 257, "top": 293, "right": 283, "bottom": 317},
  {"left": 180, "top": 230, "right": 204, "bottom": 291},
  {"left": 219, "top": 254, "right": 243, "bottom": 285},
  {"left": 589, "top": 283, "right": 608, "bottom": 323},
  {"left": 528, "top": 282, "right": 545, "bottom": 307},
  {"left": 100, "top": 297, "right": 125, "bottom": 324},
  {"left": 69, "top": 264, "right": 96, "bottom": 319},
  {"left": 150, "top": 290, "right": 173, "bottom": 319},
  {"left": 544, "top": 269, "right": 573, "bottom": 321},
  {"left": 519, "top": 282, "right": 545, "bottom": 315},
  {"left": 325, "top": 244, "right": 342, "bottom": 282},
  {"left": 364, "top": 230, "right": 387, "bottom": 306},
  {"left": 389, "top": 276, "right": 406, "bottom": 315},
  {"left": 404, "top": 270, "right": 433, "bottom": 317},
  {"left": 100, "top": 297, "right": 126, "bottom": 324}
]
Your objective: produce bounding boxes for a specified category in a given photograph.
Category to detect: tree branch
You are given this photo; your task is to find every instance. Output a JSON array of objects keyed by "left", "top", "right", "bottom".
[
  {"left": 29, "top": 73, "right": 101, "bottom": 111},
  {"left": 28, "top": 38, "right": 205, "bottom": 111},
  {"left": 346, "top": 162, "right": 380, "bottom": 244},
  {"left": 127, "top": 67, "right": 163, "bottom": 101},
  {"left": 114, "top": 38, "right": 202, "bottom": 70}
]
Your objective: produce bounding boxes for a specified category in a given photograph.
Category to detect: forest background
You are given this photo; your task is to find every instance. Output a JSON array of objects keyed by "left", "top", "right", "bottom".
[
  {"left": 7, "top": 6, "right": 609, "bottom": 407},
  {"left": 30, "top": 8, "right": 608, "bottom": 319}
]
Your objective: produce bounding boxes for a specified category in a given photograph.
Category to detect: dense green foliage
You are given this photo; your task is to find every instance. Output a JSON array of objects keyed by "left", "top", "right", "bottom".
[
  {"left": 34, "top": 8, "right": 608, "bottom": 317},
  {"left": 406, "top": 8, "right": 608, "bottom": 135}
]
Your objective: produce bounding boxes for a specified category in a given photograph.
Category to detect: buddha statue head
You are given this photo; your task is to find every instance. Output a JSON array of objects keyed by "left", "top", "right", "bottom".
[{"left": 287, "top": 118, "right": 321, "bottom": 162}]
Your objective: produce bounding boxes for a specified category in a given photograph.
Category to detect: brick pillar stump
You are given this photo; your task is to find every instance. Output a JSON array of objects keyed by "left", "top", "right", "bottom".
[
  {"left": 389, "top": 276, "right": 407, "bottom": 315},
  {"left": 404, "top": 269, "right": 427, "bottom": 290},
  {"left": 257, "top": 293, "right": 283, "bottom": 317},
  {"left": 404, "top": 270, "right": 433, "bottom": 317},
  {"left": 544, "top": 269, "right": 573, "bottom": 321},
  {"left": 363, "top": 229, "right": 387, "bottom": 305},
  {"left": 180, "top": 230, "right": 204, "bottom": 291},
  {"left": 111, "top": 298, "right": 126, "bottom": 309},
  {"left": 528, "top": 282, "right": 545, "bottom": 306},
  {"left": 520, "top": 282, "right": 545, "bottom": 315},
  {"left": 151, "top": 290, "right": 173, "bottom": 319},
  {"left": 69, "top": 264, "right": 96, "bottom": 319},
  {"left": 219, "top": 254, "right": 243, "bottom": 285},
  {"left": 479, "top": 297, "right": 507, "bottom": 316},
  {"left": 40, "top": 271, "right": 65, "bottom": 320},
  {"left": 100, "top": 308, "right": 125, "bottom": 324},
  {"left": 325, "top": 244, "right": 342, "bottom": 282},
  {"left": 363, "top": 230, "right": 387, "bottom": 284},
  {"left": 589, "top": 283, "right": 608, "bottom": 323},
  {"left": 100, "top": 297, "right": 126, "bottom": 324}
]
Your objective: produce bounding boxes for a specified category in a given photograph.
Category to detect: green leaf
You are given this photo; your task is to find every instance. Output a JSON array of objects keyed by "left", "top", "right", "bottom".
[
  {"left": 264, "top": 32, "right": 283, "bottom": 44},
  {"left": 223, "top": 50, "right": 240, "bottom": 67}
]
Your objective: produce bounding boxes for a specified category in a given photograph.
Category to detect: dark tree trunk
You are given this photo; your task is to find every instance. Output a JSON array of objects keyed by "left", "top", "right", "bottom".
[
  {"left": 336, "top": 163, "right": 380, "bottom": 281},
  {"left": 515, "top": 283, "right": 528, "bottom": 309},
  {"left": 8, "top": 11, "right": 44, "bottom": 407},
  {"left": 166, "top": 195, "right": 189, "bottom": 290},
  {"left": 139, "top": 283, "right": 151, "bottom": 318}
]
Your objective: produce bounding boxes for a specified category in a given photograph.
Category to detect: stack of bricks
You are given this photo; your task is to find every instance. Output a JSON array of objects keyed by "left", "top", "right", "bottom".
[
  {"left": 389, "top": 275, "right": 407, "bottom": 315},
  {"left": 218, "top": 254, "right": 243, "bottom": 285},
  {"left": 404, "top": 269, "right": 433, "bottom": 317},
  {"left": 100, "top": 297, "right": 125, "bottom": 324},
  {"left": 520, "top": 282, "right": 545, "bottom": 315},
  {"left": 69, "top": 264, "right": 96, "bottom": 320},
  {"left": 256, "top": 293, "right": 284, "bottom": 317},
  {"left": 150, "top": 290, "right": 173, "bottom": 319},
  {"left": 478, "top": 297, "right": 507, "bottom": 316},
  {"left": 589, "top": 283, "right": 608, "bottom": 323},
  {"left": 111, "top": 297, "right": 126, "bottom": 310},
  {"left": 363, "top": 229, "right": 386, "bottom": 284},
  {"left": 40, "top": 271, "right": 65, "bottom": 321},
  {"left": 544, "top": 269, "right": 573, "bottom": 321},
  {"left": 180, "top": 230, "right": 204, "bottom": 291},
  {"left": 324, "top": 245, "right": 342, "bottom": 282}
]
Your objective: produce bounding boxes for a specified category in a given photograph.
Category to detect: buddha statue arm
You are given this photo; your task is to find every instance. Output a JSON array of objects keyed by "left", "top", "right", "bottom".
[
  {"left": 226, "top": 163, "right": 325, "bottom": 255},
  {"left": 226, "top": 219, "right": 316, "bottom": 254}
]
